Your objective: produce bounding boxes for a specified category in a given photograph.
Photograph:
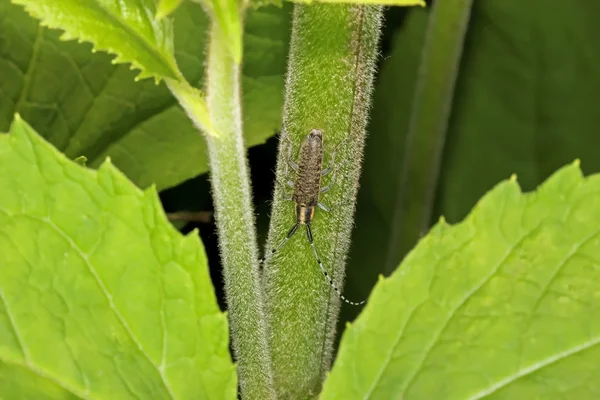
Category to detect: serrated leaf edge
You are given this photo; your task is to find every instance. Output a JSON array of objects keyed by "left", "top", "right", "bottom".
[
  {"left": 324, "top": 159, "right": 587, "bottom": 399},
  {"left": 2, "top": 114, "right": 236, "bottom": 397},
  {"left": 11, "top": 0, "right": 179, "bottom": 83}
]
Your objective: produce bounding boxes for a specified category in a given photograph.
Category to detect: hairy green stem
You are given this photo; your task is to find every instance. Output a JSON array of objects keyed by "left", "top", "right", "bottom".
[
  {"left": 384, "top": 0, "right": 474, "bottom": 274},
  {"left": 189, "top": 19, "right": 274, "bottom": 400},
  {"left": 262, "top": 5, "right": 383, "bottom": 398}
]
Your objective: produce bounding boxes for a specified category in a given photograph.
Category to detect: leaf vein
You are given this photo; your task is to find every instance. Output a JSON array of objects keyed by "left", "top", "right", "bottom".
[
  {"left": 402, "top": 192, "right": 524, "bottom": 394},
  {"left": 40, "top": 216, "right": 178, "bottom": 400},
  {"left": 14, "top": 24, "right": 44, "bottom": 115},
  {"left": 0, "top": 353, "right": 90, "bottom": 400},
  {"left": 0, "top": 287, "right": 30, "bottom": 362},
  {"left": 469, "top": 336, "right": 600, "bottom": 399}
]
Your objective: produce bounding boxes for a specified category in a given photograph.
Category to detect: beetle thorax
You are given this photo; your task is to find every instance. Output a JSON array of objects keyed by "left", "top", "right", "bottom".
[{"left": 292, "top": 129, "right": 324, "bottom": 207}]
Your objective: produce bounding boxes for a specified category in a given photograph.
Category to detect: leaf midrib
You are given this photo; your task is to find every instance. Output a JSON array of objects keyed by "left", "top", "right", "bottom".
[{"left": 468, "top": 337, "right": 600, "bottom": 399}]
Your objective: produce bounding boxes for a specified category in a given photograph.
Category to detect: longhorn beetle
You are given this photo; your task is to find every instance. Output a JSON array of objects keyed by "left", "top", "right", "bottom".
[{"left": 261, "top": 129, "right": 365, "bottom": 306}]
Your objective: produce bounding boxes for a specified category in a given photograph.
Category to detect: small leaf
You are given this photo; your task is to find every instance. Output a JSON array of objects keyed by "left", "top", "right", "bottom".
[
  {"left": 323, "top": 161, "right": 600, "bottom": 399},
  {"left": 73, "top": 155, "right": 87, "bottom": 166},
  {"left": 0, "top": 116, "right": 237, "bottom": 399},
  {"left": 11, "top": 0, "right": 180, "bottom": 81},
  {"left": 157, "top": 0, "right": 184, "bottom": 19}
]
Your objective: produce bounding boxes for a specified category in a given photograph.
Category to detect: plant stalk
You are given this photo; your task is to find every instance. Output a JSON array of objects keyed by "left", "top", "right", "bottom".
[
  {"left": 384, "top": 0, "right": 474, "bottom": 273},
  {"left": 171, "top": 18, "right": 275, "bottom": 400},
  {"left": 262, "top": 5, "right": 383, "bottom": 398}
]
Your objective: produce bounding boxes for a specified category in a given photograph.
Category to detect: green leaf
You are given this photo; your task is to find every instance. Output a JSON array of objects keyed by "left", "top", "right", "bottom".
[
  {"left": 347, "top": 0, "right": 600, "bottom": 325},
  {"left": 11, "top": 0, "right": 180, "bottom": 82},
  {"left": 157, "top": 0, "right": 184, "bottom": 19},
  {"left": 0, "top": 2, "right": 291, "bottom": 191},
  {"left": 0, "top": 360, "right": 80, "bottom": 399},
  {"left": 0, "top": 116, "right": 237, "bottom": 399},
  {"left": 323, "top": 161, "right": 600, "bottom": 399},
  {"left": 436, "top": 0, "right": 600, "bottom": 224},
  {"left": 73, "top": 155, "right": 87, "bottom": 166}
]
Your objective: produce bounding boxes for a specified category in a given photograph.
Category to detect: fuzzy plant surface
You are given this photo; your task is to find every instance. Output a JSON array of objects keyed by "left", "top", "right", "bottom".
[
  {"left": 3, "top": 0, "right": 600, "bottom": 399},
  {"left": 260, "top": 4, "right": 384, "bottom": 398}
]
